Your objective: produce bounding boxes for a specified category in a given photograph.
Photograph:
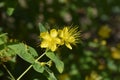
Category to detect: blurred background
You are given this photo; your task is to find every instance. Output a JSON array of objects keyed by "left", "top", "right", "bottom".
[{"left": 0, "top": 0, "right": 120, "bottom": 80}]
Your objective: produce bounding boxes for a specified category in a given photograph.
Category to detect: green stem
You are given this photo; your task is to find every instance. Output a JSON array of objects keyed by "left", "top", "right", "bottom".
[
  {"left": 17, "top": 51, "right": 47, "bottom": 80},
  {"left": 2, "top": 64, "right": 15, "bottom": 80}
]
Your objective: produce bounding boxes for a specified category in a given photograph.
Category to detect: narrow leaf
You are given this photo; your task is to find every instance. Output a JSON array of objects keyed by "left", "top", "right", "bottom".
[
  {"left": 38, "top": 23, "right": 47, "bottom": 33},
  {"left": 46, "top": 52, "right": 64, "bottom": 73},
  {"left": 44, "top": 66, "right": 57, "bottom": 80}
]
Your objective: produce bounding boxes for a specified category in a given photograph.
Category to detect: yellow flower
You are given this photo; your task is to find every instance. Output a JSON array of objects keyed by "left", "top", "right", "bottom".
[
  {"left": 98, "top": 64, "right": 105, "bottom": 70},
  {"left": 100, "top": 40, "right": 107, "bottom": 46},
  {"left": 111, "top": 47, "right": 120, "bottom": 59},
  {"left": 40, "top": 26, "right": 81, "bottom": 51},
  {"left": 85, "top": 71, "right": 102, "bottom": 80},
  {"left": 40, "top": 29, "right": 61, "bottom": 51},
  {"left": 58, "top": 27, "right": 80, "bottom": 49},
  {"left": 98, "top": 25, "right": 111, "bottom": 39},
  {"left": 58, "top": 73, "right": 70, "bottom": 80}
]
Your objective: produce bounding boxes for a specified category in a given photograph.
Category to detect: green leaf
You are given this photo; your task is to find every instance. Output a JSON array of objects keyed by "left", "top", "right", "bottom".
[
  {"left": 84, "top": 50, "right": 93, "bottom": 56},
  {"left": 18, "top": 50, "right": 35, "bottom": 63},
  {"left": 38, "top": 23, "right": 47, "bottom": 33},
  {"left": 0, "top": 33, "right": 7, "bottom": 45},
  {"left": 8, "top": 43, "right": 35, "bottom": 63},
  {"left": 46, "top": 51, "right": 64, "bottom": 73},
  {"left": 28, "top": 46, "right": 38, "bottom": 58},
  {"left": 6, "top": 47, "right": 16, "bottom": 56},
  {"left": 7, "top": 7, "right": 14, "bottom": 16},
  {"left": 107, "top": 60, "right": 117, "bottom": 71},
  {"left": 88, "top": 42, "right": 99, "bottom": 48},
  {"left": 33, "top": 62, "right": 44, "bottom": 73},
  {"left": 7, "top": 43, "right": 22, "bottom": 53},
  {"left": 17, "top": 44, "right": 35, "bottom": 63},
  {"left": 0, "top": 70, "right": 4, "bottom": 77},
  {"left": 44, "top": 66, "right": 57, "bottom": 80},
  {"left": 0, "top": 33, "right": 7, "bottom": 37}
]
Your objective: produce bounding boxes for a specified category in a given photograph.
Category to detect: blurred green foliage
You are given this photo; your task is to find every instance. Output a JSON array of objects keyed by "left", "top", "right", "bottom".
[{"left": 0, "top": 0, "right": 120, "bottom": 80}]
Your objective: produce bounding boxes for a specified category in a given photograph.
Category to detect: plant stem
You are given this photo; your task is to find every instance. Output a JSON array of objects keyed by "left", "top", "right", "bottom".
[
  {"left": 2, "top": 64, "right": 15, "bottom": 80},
  {"left": 17, "top": 51, "right": 47, "bottom": 80},
  {"left": 16, "top": 65, "right": 32, "bottom": 80}
]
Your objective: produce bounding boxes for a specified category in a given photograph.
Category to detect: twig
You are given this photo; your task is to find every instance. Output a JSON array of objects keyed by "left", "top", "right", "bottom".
[
  {"left": 2, "top": 64, "right": 15, "bottom": 80},
  {"left": 17, "top": 51, "right": 47, "bottom": 80}
]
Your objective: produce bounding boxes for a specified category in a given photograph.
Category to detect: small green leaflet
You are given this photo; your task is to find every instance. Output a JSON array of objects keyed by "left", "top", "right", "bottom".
[
  {"left": 7, "top": 7, "right": 14, "bottom": 16},
  {"left": 38, "top": 23, "right": 47, "bottom": 33},
  {"left": 46, "top": 51, "right": 64, "bottom": 73},
  {"left": 44, "top": 66, "right": 57, "bottom": 80},
  {"left": 33, "top": 62, "right": 44, "bottom": 73},
  {"left": 0, "top": 33, "right": 7, "bottom": 45}
]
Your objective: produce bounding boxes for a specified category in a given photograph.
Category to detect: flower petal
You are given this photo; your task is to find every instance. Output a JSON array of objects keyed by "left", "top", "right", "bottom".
[
  {"left": 63, "top": 27, "right": 68, "bottom": 34},
  {"left": 50, "top": 29, "right": 58, "bottom": 37},
  {"left": 65, "top": 42, "right": 72, "bottom": 49},
  {"left": 55, "top": 38, "right": 61, "bottom": 44},
  {"left": 58, "top": 30, "right": 63, "bottom": 38},
  {"left": 68, "top": 36, "right": 75, "bottom": 43},
  {"left": 40, "top": 32, "right": 50, "bottom": 40},
  {"left": 50, "top": 43, "right": 57, "bottom": 51},
  {"left": 40, "top": 40, "right": 49, "bottom": 48}
]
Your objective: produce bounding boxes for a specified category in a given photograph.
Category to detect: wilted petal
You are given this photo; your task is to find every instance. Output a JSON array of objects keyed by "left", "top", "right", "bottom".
[{"left": 50, "top": 29, "right": 58, "bottom": 37}]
